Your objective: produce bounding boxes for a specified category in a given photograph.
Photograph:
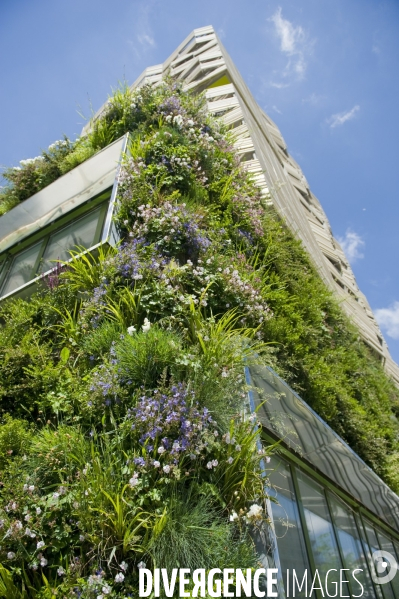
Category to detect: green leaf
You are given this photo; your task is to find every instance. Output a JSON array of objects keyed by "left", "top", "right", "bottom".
[{"left": 60, "top": 347, "right": 70, "bottom": 363}]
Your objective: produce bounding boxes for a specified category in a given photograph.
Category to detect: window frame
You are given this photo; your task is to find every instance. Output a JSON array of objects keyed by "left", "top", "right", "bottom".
[{"left": 0, "top": 188, "right": 111, "bottom": 300}]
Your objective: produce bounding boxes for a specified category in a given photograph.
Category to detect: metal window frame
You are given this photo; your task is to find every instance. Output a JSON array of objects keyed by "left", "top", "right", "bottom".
[
  {"left": 0, "top": 191, "right": 111, "bottom": 301},
  {"left": 245, "top": 363, "right": 399, "bottom": 597},
  {"left": 269, "top": 449, "right": 391, "bottom": 598}
]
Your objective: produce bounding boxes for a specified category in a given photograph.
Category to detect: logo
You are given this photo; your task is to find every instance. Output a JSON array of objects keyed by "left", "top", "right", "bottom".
[{"left": 371, "top": 551, "right": 398, "bottom": 585}]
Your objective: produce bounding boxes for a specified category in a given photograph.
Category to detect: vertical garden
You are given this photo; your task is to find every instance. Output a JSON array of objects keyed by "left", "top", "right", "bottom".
[{"left": 0, "top": 80, "right": 399, "bottom": 596}]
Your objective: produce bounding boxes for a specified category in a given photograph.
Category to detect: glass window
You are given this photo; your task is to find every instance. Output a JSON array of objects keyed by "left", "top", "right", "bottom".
[
  {"left": 296, "top": 470, "right": 348, "bottom": 595},
  {"left": 328, "top": 494, "right": 375, "bottom": 598},
  {"left": 268, "top": 456, "right": 310, "bottom": 598},
  {"left": 364, "top": 522, "right": 395, "bottom": 599},
  {"left": 40, "top": 206, "right": 103, "bottom": 272},
  {"left": 0, "top": 259, "right": 7, "bottom": 285},
  {"left": 1, "top": 242, "right": 43, "bottom": 296},
  {"left": 376, "top": 530, "right": 399, "bottom": 599}
]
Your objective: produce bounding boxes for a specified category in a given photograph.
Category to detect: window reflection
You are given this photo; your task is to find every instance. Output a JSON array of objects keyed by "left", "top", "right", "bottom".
[
  {"left": 296, "top": 470, "right": 349, "bottom": 595},
  {"left": 1, "top": 242, "right": 42, "bottom": 296},
  {"left": 328, "top": 494, "right": 375, "bottom": 598},
  {"left": 376, "top": 530, "right": 399, "bottom": 599},
  {"left": 40, "top": 206, "right": 102, "bottom": 272},
  {"left": 364, "top": 522, "right": 395, "bottom": 599},
  {"left": 268, "top": 456, "right": 310, "bottom": 598}
]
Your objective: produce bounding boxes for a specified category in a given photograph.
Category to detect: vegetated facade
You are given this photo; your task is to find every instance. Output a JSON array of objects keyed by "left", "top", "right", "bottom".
[{"left": 0, "top": 25, "right": 399, "bottom": 598}]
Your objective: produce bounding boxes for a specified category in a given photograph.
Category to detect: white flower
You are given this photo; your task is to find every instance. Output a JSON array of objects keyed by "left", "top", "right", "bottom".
[
  {"left": 265, "top": 456, "right": 271, "bottom": 464},
  {"left": 229, "top": 511, "right": 238, "bottom": 522},
  {"left": 157, "top": 446, "right": 165, "bottom": 454},
  {"left": 227, "top": 457, "right": 234, "bottom": 464},
  {"left": 15, "top": 520, "right": 23, "bottom": 529},
  {"left": 23, "top": 484, "right": 28, "bottom": 491},
  {"left": 206, "top": 461, "right": 213, "bottom": 469},
  {"left": 129, "top": 474, "right": 139, "bottom": 487},
  {"left": 246, "top": 504, "right": 263, "bottom": 521},
  {"left": 142, "top": 318, "right": 151, "bottom": 333},
  {"left": 221, "top": 370, "right": 228, "bottom": 378},
  {"left": 97, "top": 595, "right": 104, "bottom": 599},
  {"left": 57, "top": 567, "right": 65, "bottom": 576},
  {"left": 119, "top": 561, "right": 128, "bottom": 571},
  {"left": 235, "top": 444, "right": 241, "bottom": 451},
  {"left": 173, "top": 115, "right": 183, "bottom": 127},
  {"left": 153, "top": 461, "right": 160, "bottom": 468},
  {"left": 53, "top": 492, "right": 59, "bottom": 500},
  {"left": 37, "top": 541, "right": 45, "bottom": 549},
  {"left": 36, "top": 507, "right": 42, "bottom": 515},
  {"left": 25, "top": 527, "right": 32, "bottom": 536},
  {"left": 79, "top": 534, "right": 85, "bottom": 542},
  {"left": 137, "top": 561, "right": 146, "bottom": 569},
  {"left": 115, "top": 573, "right": 125, "bottom": 583},
  {"left": 40, "top": 557, "right": 48, "bottom": 567},
  {"left": 7, "top": 552, "right": 15, "bottom": 560},
  {"left": 102, "top": 585, "right": 111, "bottom": 595},
  {"left": 24, "top": 514, "right": 31, "bottom": 521},
  {"left": 28, "top": 485, "right": 35, "bottom": 491},
  {"left": 212, "top": 460, "right": 218, "bottom": 468},
  {"left": 163, "top": 465, "right": 171, "bottom": 474}
]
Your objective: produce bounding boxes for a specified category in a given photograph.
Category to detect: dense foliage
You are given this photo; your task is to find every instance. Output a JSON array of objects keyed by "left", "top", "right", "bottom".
[{"left": 1, "top": 80, "right": 399, "bottom": 596}]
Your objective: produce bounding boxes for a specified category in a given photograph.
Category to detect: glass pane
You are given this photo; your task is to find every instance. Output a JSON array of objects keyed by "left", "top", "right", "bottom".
[
  {"left": 1, "top": 242, "right": 43, "bottom": 296},
  {"left": 296, "top": 470, "right": 348, "bottom": 595},
  {"left": 0, "top": 259, "right": 7, "bottom": 286},
  {"left": 357, "top": 518, "right": 384, "bottom": 599},
  {"left": 394, "top": 542, "right": 399, "bottom": 565},
  {"left": 268, "top": 456, "right": 310, "bottom": 598},
  {"left": 376, "top": 530, "right": 399, "bottom": 599},
  {"left": 40, "top": 207, "right": 102, "bottom": 272},
  {"left": 364, "top": 522, "right": 395, "bottom": 599},
  {"left": 328, "top": 494, "right": 375, "bottom": 598}
]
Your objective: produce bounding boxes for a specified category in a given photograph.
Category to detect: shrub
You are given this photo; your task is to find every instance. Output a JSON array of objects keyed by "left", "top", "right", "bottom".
[
  {"left": 0, "top": 415, "right": 32, "bottom": 469},
  {"left": 116, "top": 326, "right": 184, "bottom": 388}
]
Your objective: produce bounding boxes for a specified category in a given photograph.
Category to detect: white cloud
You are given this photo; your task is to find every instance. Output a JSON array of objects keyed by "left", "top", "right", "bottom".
[
  {"left": 337, "top": 229, "right": 365, "bottom": 263},
  {"left": 375, "top": 302, "right": 399, "bottom": 340},
  {"left": 270, "top": 81, "right": 290, "bottom": 89},
  {"left": 272, "top": 105, "right": 282, "bottom": 114},
  {"left": 271, "top": 7, "right": 305, "bottom": 54},
  {"left": 269, "top": 8, "right": 313, "bottom": 82},
  {"left": 127, "top": 2, "right": 156, "bottom": 58},
  {"left": 302, "top": 93, "right": 325, "bottom": 105},
  {"left": 327, "top": 105, "right": 360, "bottom": 128},
  {"left": 137, "top": 33, "right": 155, "bottom": 48}
]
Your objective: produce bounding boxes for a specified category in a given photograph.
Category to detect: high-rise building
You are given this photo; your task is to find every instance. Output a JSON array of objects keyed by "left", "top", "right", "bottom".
[
  {"left": 1, "top": 26, "right": 399, "bottom": 597},
  {"left": 109, "top": 25, "right": 398, "bottom": 387}
]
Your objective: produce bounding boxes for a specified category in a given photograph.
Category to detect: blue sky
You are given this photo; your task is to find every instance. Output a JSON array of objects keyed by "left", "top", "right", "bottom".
[{"left": 1, "top": 0, "right": 399, "bottom": 361}]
